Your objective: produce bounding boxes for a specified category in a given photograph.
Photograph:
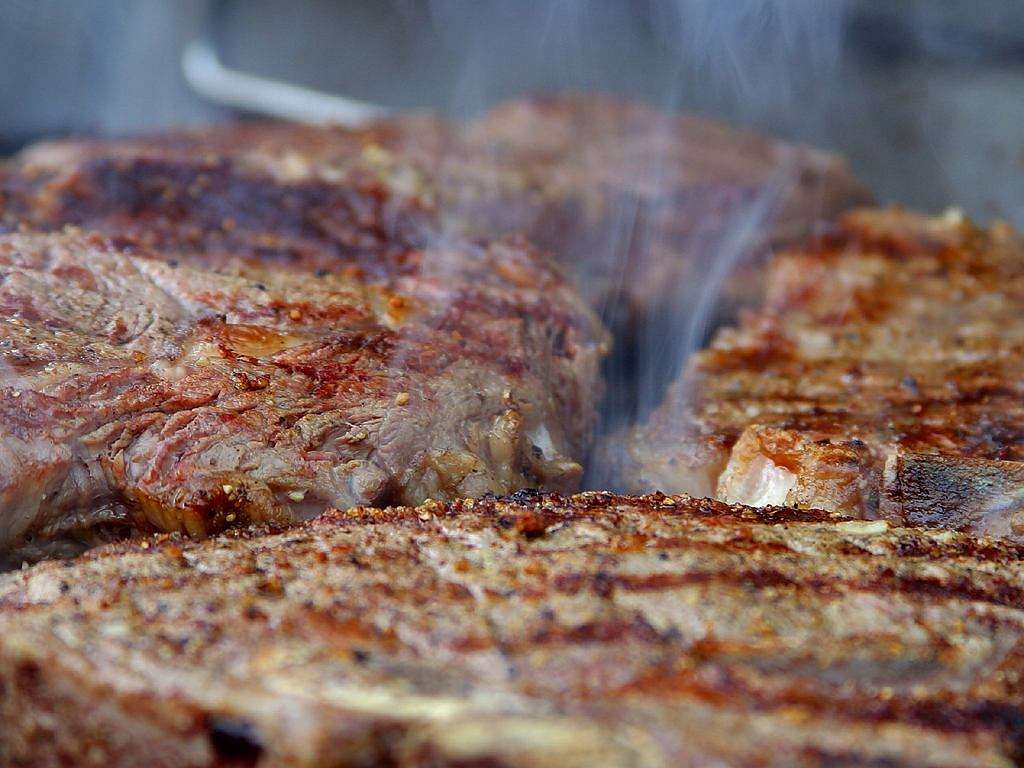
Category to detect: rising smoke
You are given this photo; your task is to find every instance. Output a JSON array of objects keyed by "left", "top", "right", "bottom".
[{"left": 392, "top": 1, "right": 858, "bottom": 489}]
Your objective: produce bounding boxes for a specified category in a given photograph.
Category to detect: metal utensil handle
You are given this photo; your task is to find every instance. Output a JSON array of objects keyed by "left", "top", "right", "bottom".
[{"left": 182, "top": 39, "right": 388, "bottom": 125}]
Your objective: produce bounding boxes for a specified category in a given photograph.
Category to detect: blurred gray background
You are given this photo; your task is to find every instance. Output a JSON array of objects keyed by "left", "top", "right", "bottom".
[{"left": 3, "top": 0, "right": 1024, "bottom": 224}]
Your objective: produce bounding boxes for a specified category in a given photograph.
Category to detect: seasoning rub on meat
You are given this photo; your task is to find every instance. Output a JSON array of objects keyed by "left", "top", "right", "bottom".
[{"left": 3, "top": 492, "right": 1024, "bottom": 767}]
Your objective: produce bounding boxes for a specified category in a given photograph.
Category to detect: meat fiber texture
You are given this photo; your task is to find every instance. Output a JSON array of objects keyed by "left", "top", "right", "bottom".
[
  {"left": 0, "top": 222, "right": 605, "bottom": 565},
  {"left": 3, "top": 492, "right": 1024, "bottom": 767},
  {"left": 619, "top": 207, "right": 1024, "bottom": 540},
  {"left": 1, "top": 94, "right": 872, "bottom": 405},
  {"left": 0, "top": 94, "right": 872, "bottom": 563}
]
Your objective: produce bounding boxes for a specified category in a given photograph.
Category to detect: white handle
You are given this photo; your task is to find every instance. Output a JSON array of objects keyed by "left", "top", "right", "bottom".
[{"left": 182, "top": 39, "right": 389, "bottom": 126}]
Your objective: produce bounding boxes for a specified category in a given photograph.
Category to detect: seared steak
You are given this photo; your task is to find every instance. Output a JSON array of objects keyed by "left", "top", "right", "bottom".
[
  {"left": 0, "top": 118, "right": 448, "bottom": 278},
  {"left": 0, "top": 226, "right": 605, "bottom": 566},
  {"left": 0, "top": 95, "right": 871, "bottom": 562},
  {"left": 4, "top": 492, "right": 1024, "bottom": 767},
  {"left": 2, "top": 95, "right": 871, "bottom": 413},
  {"left": 461, "top": 96, "right": 872, "bottom": 414},
  {"left": 619, "top": 208, "right": 1024, "bottom": 538}
]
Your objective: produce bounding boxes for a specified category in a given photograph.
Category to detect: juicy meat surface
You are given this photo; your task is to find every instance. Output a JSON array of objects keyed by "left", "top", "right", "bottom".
[
  {"left": 0, "top": 94, "right": 870, "bottom": 560},
  {"left": 619, "top": 207, "right": 1024, "bottom": 538},
  {"left": 3, "top": 492, "right": 1024, "bottom": 767},
  {"left": 0, "top": 226, "right": 605, "bottom": 566},
  {"left": 1, "top": 94, "right": 871, "bottom": 410}
]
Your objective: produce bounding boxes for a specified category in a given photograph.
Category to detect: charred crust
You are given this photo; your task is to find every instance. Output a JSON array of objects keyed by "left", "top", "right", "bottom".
[
  {"left": 7, "top": 486, "right": 1024, "bottom": 764},
  {"left": 15, "top": 660, "right": 40, "bottom": 691},
  {"left": 206, "top": 715, "right": 265, "bottom": 766}
]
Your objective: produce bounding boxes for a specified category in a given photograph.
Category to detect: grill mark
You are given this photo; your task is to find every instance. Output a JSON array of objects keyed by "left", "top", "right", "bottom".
[
  {"left": 549, "top": 564, "right": 1024, "bottom": 611},
  {"left": 526, "top": 617, "right": 666, "bottom": 647},
  {"left": 619, "top": 659, "right": 1024, "bottom": 745},
  {"left": 8, "top": 489, "right": 1024, "bottom": 765},
  {"left": 796, "top": 748, "right": 940, "bottom": 768}
]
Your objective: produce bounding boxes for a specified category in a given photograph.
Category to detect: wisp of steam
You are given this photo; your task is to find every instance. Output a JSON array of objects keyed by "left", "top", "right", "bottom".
[{"left": 402, "top": 0, "right": 852, "bottom": 488}]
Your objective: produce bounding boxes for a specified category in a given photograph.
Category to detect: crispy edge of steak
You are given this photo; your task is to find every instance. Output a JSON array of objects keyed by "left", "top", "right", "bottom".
[
  {"left": 880, "top": 451, "right": 1024, "bottom": 537},
  {"left": 618, "top": 207, "right": 1024, "bottom": 539},
  {"left": 0, "top": 219, "right": 606, "bottom": 564},
  {"left": 2, "top": 492, "right": 1024, "bottom": 767}
]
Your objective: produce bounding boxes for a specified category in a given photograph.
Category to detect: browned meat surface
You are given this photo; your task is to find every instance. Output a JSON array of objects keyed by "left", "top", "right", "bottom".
[
  {"left": 460, "top": 96, "right": 872, "bottom": 412},
  {"left": 461, "top": 95, "right": 871, "bottom": 310},
  {"left": 0, "top": 117, "right": 449, "bottom": 278},
  {"left": 0, "top": 225, "right": 604, "bottom": 566},
  {"left": 619, "top": 208, "right": 1024, "bottom": 538},
  {"left": 4, "top": 492, "right": 1024, "bottom": 767},
  {"left": 881, "top": 452, "right": 1024, "bottom": 538},
  {"left": 0, "top": 94, "right": 871, "bottom": 558},
  {"left": 1, "top": 95, "right": 870, "bottom": 406}
]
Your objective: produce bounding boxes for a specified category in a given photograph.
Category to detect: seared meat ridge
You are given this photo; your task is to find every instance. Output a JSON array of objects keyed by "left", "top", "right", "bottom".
[
  {"left": 3, "top": 492, "right": 1024, "bottom": 767},
  {"left": 0, "top": 225, "right": 605, "bottom": 565},
  {"left": 621, "top": 207, "right": 1024, "bottom": 538},
  {"left": 0, "top": 118, "right": 448, "bottom": 277}
]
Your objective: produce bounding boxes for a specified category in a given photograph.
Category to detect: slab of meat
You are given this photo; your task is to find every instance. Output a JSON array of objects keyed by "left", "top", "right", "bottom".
[
  {"left": 618, "top": 207, "right": 1024, "bottom": 538},
  {"left": 0, "top": 117, "right": 451, "bottom": 279},
  {"left": 0, "top": 224, "right": 605, "bottom": 566},
  {"left": 460, "top": 95, "right": 871, "bottom": 311},
  {"left": 3, "top": 492, "right": 1024, "bottom": 767},
  {"left": 4, "top": 95, "right": 869, "bottom": 300},
  {"left": 2, "top": 94, "right": 871, "bottom": 411}
]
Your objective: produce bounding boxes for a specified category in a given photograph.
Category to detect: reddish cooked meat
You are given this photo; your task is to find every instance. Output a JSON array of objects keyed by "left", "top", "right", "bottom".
[
  {"left": 0, "top": 228, "right": 605, "bottom": 566},
  {"left": 619, "top": 208, "right": 1024, "bottom": 538},
  {"left": 2, "top": 95, "right": 870, "bottom": 397},
  {"left": 4, "top": 492, "right": 1024, "bottom": 767}
]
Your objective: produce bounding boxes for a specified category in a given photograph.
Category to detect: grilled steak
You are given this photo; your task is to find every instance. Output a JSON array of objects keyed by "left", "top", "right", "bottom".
[
  {"left": 461, "top": 96, "right": 872, "bottom": 413},
  {"left": 0, "top": 224, "right": 605, "bottom": 565},
  {"left": 3, "top": 492, "right": 1024, "bottom": 767},
  {"left": 4, "top": 95, "right": 869, "bottom": 299},
  {"left": 0, "top": 118, "right": 449, "bottom": 278},
  {"left": 461, "top": 94, "right": 871, "bottom": 309},
  {"left": 618, "top": 207, "right": 1024, "bottom": 538},
  {"left": 2, "top": 94, "right": 870, "bottom": 411}
]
